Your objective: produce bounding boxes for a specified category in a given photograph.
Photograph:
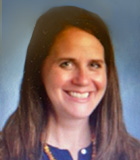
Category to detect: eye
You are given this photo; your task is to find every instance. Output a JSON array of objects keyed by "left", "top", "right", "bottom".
[
  {"left": 90, "top": 62, "right": 101, "bottom": 69},
  {"left": 60, "top": 61, "right": 73, "bottom": 69}
]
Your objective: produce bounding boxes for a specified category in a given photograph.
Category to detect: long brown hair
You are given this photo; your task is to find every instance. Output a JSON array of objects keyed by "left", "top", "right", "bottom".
[{"left": 0, "top": 6, "right": 140, "bottom": 160}]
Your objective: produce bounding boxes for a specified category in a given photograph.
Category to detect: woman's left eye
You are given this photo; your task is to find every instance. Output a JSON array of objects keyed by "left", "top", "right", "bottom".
[{"left": 90, "top": 62, "right": 101, "bottom": 69}]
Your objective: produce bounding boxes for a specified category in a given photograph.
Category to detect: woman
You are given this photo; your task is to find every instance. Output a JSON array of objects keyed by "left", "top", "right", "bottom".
[{"left": 0, "top": 6, "right": 140, "bottom": 160}]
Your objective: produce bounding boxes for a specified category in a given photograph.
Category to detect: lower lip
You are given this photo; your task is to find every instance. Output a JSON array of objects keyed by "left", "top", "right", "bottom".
[{"left": 64, "top": 91, "right": 91, "bottom": 103}]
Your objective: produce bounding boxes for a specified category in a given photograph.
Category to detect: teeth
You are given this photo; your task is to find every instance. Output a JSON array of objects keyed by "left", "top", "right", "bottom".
[{"left": 68, "top": 92, "right": 89, "bottom": 98}]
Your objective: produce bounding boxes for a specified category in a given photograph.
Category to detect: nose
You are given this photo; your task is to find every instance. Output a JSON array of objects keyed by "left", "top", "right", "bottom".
[{"left": 71, "top": 67, "right": 90, "bottom": 86}]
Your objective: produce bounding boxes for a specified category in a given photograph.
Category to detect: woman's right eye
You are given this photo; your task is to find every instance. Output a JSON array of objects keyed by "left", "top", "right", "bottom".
[{"left": 59, "top": 61, "right": 73, "bottom": 69}]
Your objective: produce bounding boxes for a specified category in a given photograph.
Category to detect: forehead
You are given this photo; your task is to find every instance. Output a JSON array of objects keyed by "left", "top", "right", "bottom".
[{"left": 48, "top": 27, "right": 104, "bottom": 59}]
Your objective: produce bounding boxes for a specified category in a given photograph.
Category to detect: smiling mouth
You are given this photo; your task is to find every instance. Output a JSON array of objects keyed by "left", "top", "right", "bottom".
[{"left": 66, "top": 91, "right": 89, "bottom": 99}]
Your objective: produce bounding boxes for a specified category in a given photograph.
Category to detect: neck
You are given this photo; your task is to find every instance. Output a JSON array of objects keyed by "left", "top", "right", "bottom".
[{"left": 45, "top": 115, "right": 92, "bottom": 151}]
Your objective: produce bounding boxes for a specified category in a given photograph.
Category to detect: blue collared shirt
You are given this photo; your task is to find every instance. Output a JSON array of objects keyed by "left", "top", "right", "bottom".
[{"left": 42, "top": 143, "right": 92, "bottom": 160}]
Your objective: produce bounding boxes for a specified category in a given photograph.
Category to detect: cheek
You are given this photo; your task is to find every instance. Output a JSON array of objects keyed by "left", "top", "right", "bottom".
[
  {"left": 94, "top": 71, "right": 107, "bottom": 91},
  {"left": 101, "top": 73, "right": 107, "bottom": 88},
  {"left": 43, "top": 69, "right": 71, "bottom": 90}
]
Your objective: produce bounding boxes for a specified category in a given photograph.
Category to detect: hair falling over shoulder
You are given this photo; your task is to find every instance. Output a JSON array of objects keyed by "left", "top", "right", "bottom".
[{"left": 1, "top": 6, "right": 140, "bottom": 160}]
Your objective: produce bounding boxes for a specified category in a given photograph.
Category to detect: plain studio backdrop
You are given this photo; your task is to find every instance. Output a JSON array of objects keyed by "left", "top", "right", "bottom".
[{"left": 0, "top": 0, "right": 140, "bottom": 140}]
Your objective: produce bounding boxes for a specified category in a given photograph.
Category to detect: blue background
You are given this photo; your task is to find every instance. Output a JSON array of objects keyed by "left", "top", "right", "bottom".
[{"left": 1, "top": 0, "right": 140, "bottom": 140}]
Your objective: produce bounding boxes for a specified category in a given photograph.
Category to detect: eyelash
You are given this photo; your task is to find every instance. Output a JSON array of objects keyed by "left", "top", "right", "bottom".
[
  {"left": 90, "top": 62, "right": 101, "bottom": 69},
  {"left": 59, "top": 61, "right": 102, "bottom": 70},
  {"left": 60, "top": 61, "right": 73, "bottom": 68}
]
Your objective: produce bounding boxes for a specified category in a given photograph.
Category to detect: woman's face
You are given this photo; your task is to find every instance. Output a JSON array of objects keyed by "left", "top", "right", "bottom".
[{"left": 42, "top": 27, "right": 107, "bottom": 120}]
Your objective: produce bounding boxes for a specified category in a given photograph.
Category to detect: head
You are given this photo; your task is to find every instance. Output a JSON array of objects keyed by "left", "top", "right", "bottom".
[
  {"left": 20, "top": 5, "right": 123, "bottom": 153},
  {"left": 22, "top": 6, "right": 115, "bottom": 102}
]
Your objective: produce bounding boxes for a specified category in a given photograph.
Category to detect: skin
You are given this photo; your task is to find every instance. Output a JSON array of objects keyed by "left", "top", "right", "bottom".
[
  {"left": 41, "top": 27, "right": 107, "bottom": 160},
  {"left": 42, "top": 27, "right": 107, "bottom": 120}
]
